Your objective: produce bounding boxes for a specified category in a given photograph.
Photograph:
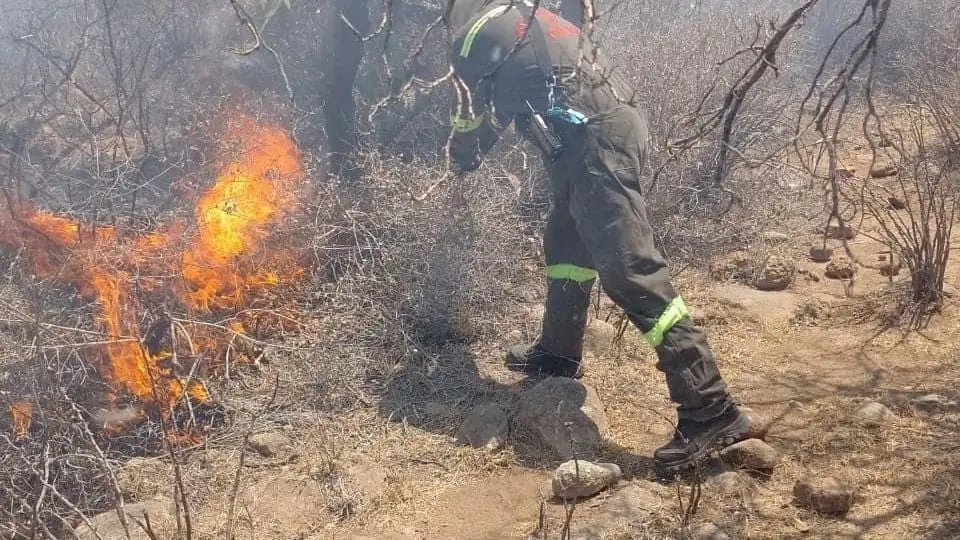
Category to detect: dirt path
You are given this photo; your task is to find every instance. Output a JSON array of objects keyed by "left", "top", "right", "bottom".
[{"left": 339, "top": 470, "right": 550, "bottom": 539}]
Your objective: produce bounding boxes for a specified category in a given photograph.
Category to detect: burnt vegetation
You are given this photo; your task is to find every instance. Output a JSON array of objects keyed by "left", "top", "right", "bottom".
[{"left": 0, "top": 0, "right": 958, "bottom": 538}]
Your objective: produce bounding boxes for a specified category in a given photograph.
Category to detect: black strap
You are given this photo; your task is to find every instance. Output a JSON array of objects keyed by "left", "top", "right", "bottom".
[{"left": 518, "top": 5, "right": 556, "bottom": 98}]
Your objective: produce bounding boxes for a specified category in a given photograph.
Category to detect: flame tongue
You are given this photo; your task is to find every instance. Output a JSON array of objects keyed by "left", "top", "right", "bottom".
[
  {"left": 182, "top": 119, "right": 303, "bottom": 310},
  {"left": 0, "top": 113, "right": 304, "bottom": 424},
  {"left": 91, "top": 272, "right": 159, "bottom": 401}
]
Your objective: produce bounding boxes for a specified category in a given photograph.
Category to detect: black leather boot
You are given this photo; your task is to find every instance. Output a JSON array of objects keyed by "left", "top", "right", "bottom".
[
  {"left": 506, "top": 278, "right": 593, "bottom": 378},
  {"left": 654, "top": 406, "right": 751, "bottom": 472}
]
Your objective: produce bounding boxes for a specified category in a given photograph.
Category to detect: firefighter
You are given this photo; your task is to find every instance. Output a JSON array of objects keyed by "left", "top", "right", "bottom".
[{"left": 443, "top": 0, "right": 750, "bottom": 471}]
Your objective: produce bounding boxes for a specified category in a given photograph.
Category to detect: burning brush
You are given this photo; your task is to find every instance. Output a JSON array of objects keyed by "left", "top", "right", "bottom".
[{"left": 1, "top": 113, "right": 307, "bottom": 441}]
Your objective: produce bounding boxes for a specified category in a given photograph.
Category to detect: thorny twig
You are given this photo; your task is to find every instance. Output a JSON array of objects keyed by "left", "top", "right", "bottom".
[
  {"left": 225, "top": 373, "right": 281, "bottom": 540},
  {"left": 676, "top": 463, "right": 703, "bottom": 532},
  {"left": 558, "top": 415, "right": 580, "bottom": 540},
  {"left": 652, "top": 0, "right": 819, "bottom": 191},
  {"left": 367, "top": 16, "right": 453, "bottom": 124},
  {"left": 143, "top": 364, "right": 194, "bottom": 540},
  {"left": 795, "top": 0, "right": 893, "bottom": 273},
  {"left": 430, "top": 1, "right": 543, "bottom": 197},
  {"left": 226, "top": 0, "right": 262, "bottom": 54},
  {"left": 225, "top": 0, "right": 295, "bottom": 101},
  {"left": 170, "top": 316, "right": 301, "bottom": 351},
  {"left": 339, "top": 0, "right": 391, "bottom": 43},
  {"left": 65, "top": 397, "right": 135, "bottom": 540},
  {"left": 15, "top": 445, "right": 104, "bottom": 540}
]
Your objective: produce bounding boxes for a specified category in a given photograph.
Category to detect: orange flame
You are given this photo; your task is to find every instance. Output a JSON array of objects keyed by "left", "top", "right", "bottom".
[
  {"left": 181, "top": 116, "right": 304, "bottom": 310},
  {"left": 0, "top": 113, "right": 305, "bottom": 423},
  {"left": 10, "top": 402, "right": 32, "bottom": 440}
]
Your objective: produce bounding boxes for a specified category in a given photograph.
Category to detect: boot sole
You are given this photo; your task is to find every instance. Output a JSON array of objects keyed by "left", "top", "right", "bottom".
[
  {"left": 505, "top": 362, "right": 585, "bottom": 379},
  {"left": 654, "top": 413, "right": 751, "bottom": 475},
  {"left": 505, "top": 351, "right": 584, "bottom": 379}
]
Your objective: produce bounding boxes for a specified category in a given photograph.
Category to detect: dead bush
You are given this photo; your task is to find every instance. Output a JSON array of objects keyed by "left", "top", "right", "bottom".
[{"left": 859, "top": 112, "right": 958, "bottom": 325}]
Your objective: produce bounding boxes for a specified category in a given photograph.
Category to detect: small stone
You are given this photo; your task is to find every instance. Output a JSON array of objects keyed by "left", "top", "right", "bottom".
[
  {"left": 809, "top": 245, "right": 834, "bottom": 262},
  {"left": 943, "top": 284, "right": 958, "bottom": 298},
  {"left": 825, "top": 257, "right": 857, "bottom": 279},
  {"left": 565, "top": 482, "right": 660, "bottom": 537},
  {"left": 248, "top": 431, "right": 294, "bottom": 458},
  {"left": 756, "top": 256, "right": 795, "bottom": 291},
  {"left": 455, "top": 403, "right": 509, "bottom": 451},
  {"left": 504, "top": 329, "right": 523, "bottom": 344},
  {"left": 76, "top": 498, "right": 174, "bottom": 540},
  {"left": 888, "top": 196, "right": 907, "bottom": 210},
  {"left": 719, "top": 439, "right": 779, "bottom": 472},
  {"left": 793, "top": 476, "right": 855, "bottom": 516},
  {"left": 761, "top": 231, "right": 790, "bottom": 244},
  {"left": 854, "top": 401, "right": 896, "bottom": 428},
  {"left": 740, "top": 408, "right": 769, "bottom": 440},
  {"left": 689, "top": 522, "right": 730, "bottom": 540},
  {"left": 706, "top": 471, "right": 747, "bottom": 496},
  {"left": 870, "top": 165, "right": 899, "bottom": 178},
  {"left": 794, "top": 297, "right": 830, "bottom": 326},
  {"left": 517, "top": 378, "right": 609, "bottom": 460},
  {"left": 826, "top": 224, "right": 857, "bottom": 240},
  {"left": 709, "top": 251, "right": 754, "bottom": 282},
  {"left": 584, "top": 318, "right": 618, "bottom": 355},
  {"left": 798, "top": 268, "right": 822, "bottom": 282},
  {"left": 911, "top": 394, "right": 958, "bottom": 412},
  {"left": 91, "top": 405, "right": 145, "bottom": 432},
  {"left": 552, "top": 460, "right": 621, "bottom": 499},
  {"left": 879, "top": 260, "right": 902, "bottom": 277},
  {"left": 835, "top": 523, "right": 865, "bottom": 538}
]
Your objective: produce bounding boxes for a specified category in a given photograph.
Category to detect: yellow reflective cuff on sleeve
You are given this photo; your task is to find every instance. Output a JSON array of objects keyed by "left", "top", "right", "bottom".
[
  {"left": 459, "top": 6, "right": 511, "bottom": 58},
  {"left": 546, "top": 264, "right": 598, "bottom": 283},
  {"left": 451, "top": 113, "right": 485, "bottom": 133},
  {"left": 643, "top": 296, "right": 691, "bottom": 347}
]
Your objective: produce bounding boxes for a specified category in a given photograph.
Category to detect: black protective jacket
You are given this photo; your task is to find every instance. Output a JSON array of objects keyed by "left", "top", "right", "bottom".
[{"left": 447, "top": 0, "right": 640, "bottom": 163}]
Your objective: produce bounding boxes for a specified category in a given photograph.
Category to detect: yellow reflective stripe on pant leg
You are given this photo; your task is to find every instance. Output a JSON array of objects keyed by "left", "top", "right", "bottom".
[
  {"left": 459, "top": 6, "right": 511, "bottom": 58},
  {"left": 546, "top": 264, "right": 598, "bottom": 283},
  {"left": 643, "top": 296, "right": 691, "bottom": 347},
  {"left": 450, "top": 113, "right": 486, "bottom": 133}
]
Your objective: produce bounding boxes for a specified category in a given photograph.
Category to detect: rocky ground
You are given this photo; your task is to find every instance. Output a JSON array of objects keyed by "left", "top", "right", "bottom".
[{"left": 74, "top": 130, "right": 960, "bottom": 539}]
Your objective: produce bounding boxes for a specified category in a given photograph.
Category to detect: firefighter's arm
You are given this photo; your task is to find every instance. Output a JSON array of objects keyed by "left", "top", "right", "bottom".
[
  {"left": 448, "top": 70, "right": 512, "bottom": 172},
  {"left": 450, "top": 117, "right": 506, "bottom": 173}
]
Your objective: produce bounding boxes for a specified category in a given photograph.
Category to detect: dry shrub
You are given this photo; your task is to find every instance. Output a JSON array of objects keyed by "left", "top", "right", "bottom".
[
  {"left": 590, "top": 0, "right": 831, "bottom": 262},
  {"left": 0, "top": 286, "right": 141, "bottom": 536},
  {"left": 847, "top": 0, "right": 960, "bottom": 326},
  {"left": 297, "top": 144, "right": 545, "bottom": 414},
  {"left": 861, "top": 114, "right": 957, "bottom": 323}
]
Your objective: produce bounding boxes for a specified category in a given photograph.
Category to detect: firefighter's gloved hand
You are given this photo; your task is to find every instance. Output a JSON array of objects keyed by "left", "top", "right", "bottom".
[{"left": 453, "top": 155, "right": 481, "bottom": 173}]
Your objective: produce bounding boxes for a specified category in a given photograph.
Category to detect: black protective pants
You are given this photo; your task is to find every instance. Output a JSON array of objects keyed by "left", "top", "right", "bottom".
[{"left": 539, "top": 105, "right": 734, "bottom": 422}]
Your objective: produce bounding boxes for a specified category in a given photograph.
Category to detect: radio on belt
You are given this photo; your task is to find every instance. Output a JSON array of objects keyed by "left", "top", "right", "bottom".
[{"left": 525, "top": 100, "right": 564, "bottom": 161}]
